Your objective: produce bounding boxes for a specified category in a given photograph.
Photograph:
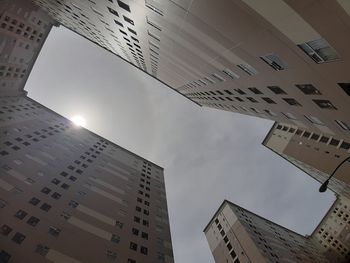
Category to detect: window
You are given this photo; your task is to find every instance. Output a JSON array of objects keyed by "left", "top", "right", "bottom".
[
  {"left": 304, "top": 115, "right": 324, "bottom": 126},
  {"left": 41, "top": 187, "right": 51, "bottom": 194},
  {"left": 143, "top": 220, "right": 149, "bottom": 227},
  {"left": 118, "top": 0, "right": 131, "bottom": 12},
  {"left": 283, "top": 98, "right": 301, "bottom": 106},
  {"left": 338, "top": 83, "right": 350, "bottom": 96},
  {"left": 0, "top": 250, "right": 11, "bottom": 263},
  {"left": 264, "top": 109, "right": 277, "bottom": 116},
  {"left": 29, "top": 197, "right": 40, "bottom": 206},
  {"left": 134, "top": 216, "right": 140, "bottom": 223},
  {"left": 51, "top": 192, "right": 61, "bottom": 200},
  {"left": 247, "top": 97, "right": 258, "bottom": 103},
  {"left": 237, "top": 63, "right": 258, "bottom": 75},
  {"left": 260, "top": 53, "right": 287, "bottom": 71},
  {"left": 12, "top": 232, "right": 26, "bottom": 244},
  {"left": 111, "top": 234, "right": 120, "bottom": 243},
  {"left": 123, "top": 16, "right": 134, "bottom": 25},
  {"left": 61, "top": 183, "right": 70, "bottom": 190},
  {"left": 295, "top": 84, "right": 321, "bottom": 95},
  {"left": 267, "top": 86, "right": 286, "bottom": 94},
  {"left": 136, "top": 206, "right": 141, "bottom": 212},
  {"left": 140, "top": 246, "right": 148, "bottom": 255},
  {"left": 142, "top": 232, "right": 148, "bottom": 240},
  {"left": 282, "top": 112, "right": 297, "bottom": 120},
  {"left": 106, "top": 250, "right": 117, "bottom": 261},
  {"left": 262, "top": 97, "right": 276, "bottom": 104},
  {"left": 234, "top": 88, "right": 245, "bottom": 95},
  {"left": 320, "top": 136, "right": 329, "bottom": 143},
  {"left": 40, "top": 203, "right": 51, "bottom": 212},
  {"left": 248, "top": 87, "right": 263, "bottom": 94},
  {"left": 127, "top": 259, "right": 136, "bottom": 263},
  {"left": 26, "top": 216, "right": 40, "bottom": 227},
  {"left": 1, "top": 224, "right": 12, "bottom": 236},
  {"left": 107, "top": 7, "right": 119, "bottom": 17},
  {"left": 211, "top": 73, "right": 225, "bottom": 82},
  {"left": 35, "top": 244, "right": 49, "bottom": 256},
  {"left": 51, "top": 178, "right": 60, "bottom": 185},
  {"left": 130, "top": 242, "right": 137, "bottom": 251},
  {"left": 48, "top": 226, "right": 61, "bottom": 237},
  {"left": 330, "top": 138, "right": 340, "bottom": 146},
  {"left": 132, "top": 228, "right": 139, "bottom": 236},
  {"left": 222, "top": 68, "right": 239, "bottom": 79},
  {"left": 298, "top": 38, "right": 339, "bottom": 63},
  {"left": 14, "top": 210, "right": 27, "bottom": 220},
  {"left": 336, "top": 120, "right": 350, "bottom": 131},
  {"left": 313, "top": 99, "right": 337, "bottom": 110}
]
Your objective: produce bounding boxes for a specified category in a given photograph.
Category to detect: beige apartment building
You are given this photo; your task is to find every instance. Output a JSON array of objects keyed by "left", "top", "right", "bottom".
[
  {"left": 204, "top": 200, "right": 330, "bottom": 263},
  {"left": 0, "top": 95, "right": 174, "bottom": 263},
  {"left": 0, "top": 0, "right": 56, "bottom": 96},
  {"left": 205, "top": 197, "right": 350, "bottom": 263},
  {"left": 30, "top": 0, "right": 350, "bottom": 139},
  {"left": 263, "top": 122, "right": 350, "bottom": 198}
]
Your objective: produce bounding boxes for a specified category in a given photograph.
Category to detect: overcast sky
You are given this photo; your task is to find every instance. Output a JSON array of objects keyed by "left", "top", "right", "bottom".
[{"left": 26, "top": 27, "right": 335, "bottom": 263}]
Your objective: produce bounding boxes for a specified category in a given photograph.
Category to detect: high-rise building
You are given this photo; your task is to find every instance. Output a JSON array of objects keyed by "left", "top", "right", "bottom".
[
  {"left": 30, "top": 0, "right": 350, "bottom": 138},
  {"left": 0, "top": 96, "right": 174, "bottom": 263},
  {"left": 204, "top": 200, "right": 330, "bottom": 263},
  {"left": 0, "top": 0, "right": 56, "bottom": 96},
  {"left": 262, "top": 122, "right": 350, "bottom": 198},
  {"left": 312, "top": 195, "right": 350, "bottom": 263}
]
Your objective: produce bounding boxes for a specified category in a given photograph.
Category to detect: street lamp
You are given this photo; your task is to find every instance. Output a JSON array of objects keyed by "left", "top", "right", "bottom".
[{"left": 319, "top": 156, "right": 350, "bottom": 192}]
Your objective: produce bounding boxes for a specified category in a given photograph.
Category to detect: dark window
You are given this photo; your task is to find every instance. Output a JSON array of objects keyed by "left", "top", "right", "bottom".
[
  {"left": 248, "top": 87, "right": 263, "bottom": 94},
  {"left": 283, "top": 98, "right": 301, "bottom": 106},
  {"left": 107, "top": 7, "right": 119, "bottom": 16},
  {"left": 0, "top": 250, "right": 11, "bottom": 263},
  {"left": 267, "top": 86, "right": 286, "bottom": 94},
  {"left": 134, "top": 216, "right": 140, "bottom": 223},
  {"left": 1, "top": 224, "right": 12, "bottom": 236},
  {"left": 123, "top": 16, "right": 134, "bottom": 25},
  {"left": 130, "top": 242, "right": 137, "bottom": 251},
  {"left": 330, "top": 139, "right": 340, "bottom": 146},
  {"left": 140, "top": 246, "right": 148, "bottom": 255},
  {"left": 48, "top": 226, "right": 61, "bottom": 237},
  {"left": 262, "top": 97, "right": 276, "bottom": 104},
  {"left": 51, "top": 178, "right": 60, "bottom": 185},
  {"left": 313, "top": 99, "right": 337, "bottom": 110},
  {"left": 235, "top": 97, "right": 243, "bottom": 102},
  {"left": 41, "top": 187, "right": 51, "bottom": 194},
  {"left": 340, "top": 142, "right": 350, "bottom": 150},
  {"left": 338, "top": 83, "right": 350, "bottom": 96},
  {"left": 143, "top": 220, "right": 149, "bottom": 227},
  {"left": 61, "top": 183, "right": 70, "bottom": 190},
  {"left": 234, "top": 89, "right": 245, "bottom": 95},
  {"left": 295, "top": 129, "right": 303, "bottom": 135},
  {"left": 12, "top": 232, "right": 26, "bottom": 244},
  {"left": 51, "top": 192, "right": 61, "bottom": 200},
  {"left": 142, "top": 232, "right": 148, "bottom": 240},
  {"left": 26, "top": 216, "right": 40, "bottom": 227},
  {"left": 295, "top": 84, "right": 321, "bottom": 95},
  {"left": 303, "top": 132, "right": 311, "bottom": 138},
  {"left": 118, "top": 0, "right": 130, "bottom": 12},
  {"left": 127, "top": 259, "right": 136, "bottom": 263},
  {"left": 230, "top": 250, "right": 237, "bottom": 258},
  {"left": 40, "top": 203, "right": 51, "bottom": 212},
  {"left": 227, "top": 242, "right": 233, "bottom": 250},
  {"left": 132, "top": 228, "right": 139, "bottom": 235},
  {"left": 320, "top": 136, "right": 329, "bottom": 143},
  {"left": 311, "top": 134, "right": 320, "bottom": 140},
  {"left": 29, "top": 197, "right": 40, "bottom": 206},
  {"left": 247, "top": 97, "right": 258, "bottom": 103},
  {"left": 60, "top": 171, "right": 68, "bottom": 177},
  {"left": 114, "top": 20, "right": 123, "bottom": 27},
  {"left": 14, "top": 210, "right": 27, "bottom": 220}
]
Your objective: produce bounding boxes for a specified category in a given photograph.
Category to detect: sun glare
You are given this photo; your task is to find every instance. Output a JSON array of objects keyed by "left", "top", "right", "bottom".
[{"left": 71, "top": 115, "right": 86, "bottom": 127}]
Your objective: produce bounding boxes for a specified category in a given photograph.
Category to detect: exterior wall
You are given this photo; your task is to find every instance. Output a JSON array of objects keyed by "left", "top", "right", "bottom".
[
  {"left": 312, "top": 196, "right": 350, "bottom": 263},
  {"left": 263, "top": 122, "right": 350, "bottom": 198},
  {"left": 31, "top": 0, "right": 350, "bottom": 138},
  {"left": 0, "top": 96, "right": 173, "bottom": 263},
  {"left": 0, "top": 0, "right": 55, "bottom": 97},
  {"left": 204, "top": 201, "right": 329, "bottom": 263}
]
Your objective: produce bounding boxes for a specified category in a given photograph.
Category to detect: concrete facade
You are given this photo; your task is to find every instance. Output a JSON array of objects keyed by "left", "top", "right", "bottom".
[
  {"left": 29, "top": 0, "right": 350, "bottom": 139},
  {"left": 0, "top": 0, "right": 55, "bottom": 96},
  {"left": 263, "top": 122, "right": 350, "bottom": 198},
  {"left": 311, "top": 195, "right": 350, "bottom": 263},
  {"left": 0, "top": 96, "right": 174, "bottom": 263},
  {"left": 204, "top": 200, "right": 330, "bottom": 263}
]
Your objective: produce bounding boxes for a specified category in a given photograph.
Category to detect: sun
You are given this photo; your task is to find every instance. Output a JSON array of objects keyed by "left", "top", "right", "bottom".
[{"left": 71, "top": 115, "right": 86, "bottom": 127}]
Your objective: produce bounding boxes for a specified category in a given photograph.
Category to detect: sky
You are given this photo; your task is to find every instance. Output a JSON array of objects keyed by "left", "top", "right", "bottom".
[{"left": 25, "top": 27, "right": 335, "bottom": 263}]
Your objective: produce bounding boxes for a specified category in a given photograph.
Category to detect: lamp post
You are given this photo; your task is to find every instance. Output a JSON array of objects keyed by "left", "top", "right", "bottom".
[{"left": 319, "top": 156, "right": 350, "bottom": 193}]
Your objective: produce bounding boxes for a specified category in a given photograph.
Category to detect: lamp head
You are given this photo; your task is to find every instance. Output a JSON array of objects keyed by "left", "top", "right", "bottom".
[{"left": 319, "top": 180, "right": 329, "bottom": 193}]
